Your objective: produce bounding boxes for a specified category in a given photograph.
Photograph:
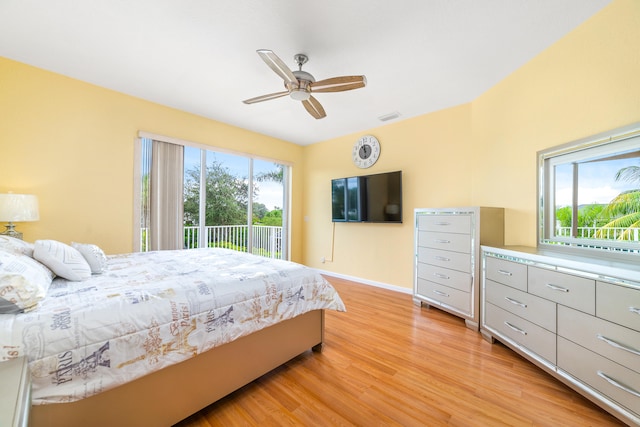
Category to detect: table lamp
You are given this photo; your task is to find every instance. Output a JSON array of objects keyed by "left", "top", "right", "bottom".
[{"left": 0, "top": 193, "right": 40, "bottom": 240}]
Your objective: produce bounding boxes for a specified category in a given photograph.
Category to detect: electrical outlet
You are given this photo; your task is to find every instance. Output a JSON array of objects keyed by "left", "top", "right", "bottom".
[{"left": 320, "top": 257, "right": 325, "bottom": 263}]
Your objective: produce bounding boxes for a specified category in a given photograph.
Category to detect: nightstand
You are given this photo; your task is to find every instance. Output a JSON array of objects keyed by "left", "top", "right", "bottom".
[{"left": 0, "top": 357, "right": 31, "bottom": 427}]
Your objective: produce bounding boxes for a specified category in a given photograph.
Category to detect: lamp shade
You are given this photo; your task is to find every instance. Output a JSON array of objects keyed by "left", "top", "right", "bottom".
[{"left": 0, "top": 194, "right": 40, "bottom": 222}]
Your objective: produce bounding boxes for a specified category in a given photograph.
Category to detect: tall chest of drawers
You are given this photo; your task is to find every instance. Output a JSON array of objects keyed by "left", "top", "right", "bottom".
[
  {"left": 413, "top": 207, "right": 504, "bottom": 330},
  {"left": 481, "top": 246, "right": 640, "bottom": 426}
]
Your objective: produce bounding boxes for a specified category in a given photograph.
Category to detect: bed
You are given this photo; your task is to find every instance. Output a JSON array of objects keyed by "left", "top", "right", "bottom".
[{"left": 0, "top": 237, "right": 345, "bottom": 427}]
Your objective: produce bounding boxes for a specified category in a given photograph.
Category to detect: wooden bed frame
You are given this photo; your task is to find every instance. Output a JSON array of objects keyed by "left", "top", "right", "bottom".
[{"left": 30, "top": 310, "right": 325, "bottom": 427}]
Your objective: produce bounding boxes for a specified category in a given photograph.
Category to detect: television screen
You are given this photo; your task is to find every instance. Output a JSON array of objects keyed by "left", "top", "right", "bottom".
[{"left": 331, "top": 171, "right": 402, "bottom": 223}]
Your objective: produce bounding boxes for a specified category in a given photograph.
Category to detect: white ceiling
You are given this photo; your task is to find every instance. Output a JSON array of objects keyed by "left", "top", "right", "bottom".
[{"left": 0, "top": 0, "right": 611, "bottom": 146}]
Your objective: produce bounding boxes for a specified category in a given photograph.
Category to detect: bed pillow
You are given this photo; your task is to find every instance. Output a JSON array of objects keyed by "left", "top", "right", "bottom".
[
  {"left": 0, "top": 235, "right": 35, "bottom": 257},
  {"left": 0, "top": 249, "right": 54, "bottom": 313},
  {"left": 33, "top": 240, "right": 92, "bottom": 281},
  {"left": 71, "top": 242, "right": 107, "bottom": 274}
]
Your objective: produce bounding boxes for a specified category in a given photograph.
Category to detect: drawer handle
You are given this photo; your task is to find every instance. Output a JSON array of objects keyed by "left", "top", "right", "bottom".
[
  {"left": 504, "top": 297, "right": 527, "bottom": 308},
  {"left": 434, "top": 256, "right": 450, "bottom": 262},
  {"left": 545, "top": 283, "right": 569, "bottom": 293},
  {"left": 497, "top": 269, "right": 513, "bottom": 277},
  {"left": 434, "top": 239, "right": 451, "bottom": 244},
  {"left": 596, "top": 334, "right": 640, "bottom": 357},
  {"left": 434, "top": 221, "right": 451, "bottom": 226},
  {"left": 596, "top": 371, "right": 640, "bottom": 398},
  {"left": 630, "top": 307, "right": 640, "bottom": 316},
  {"left": 433, "top": 290, "right": 450, "bottom": 297},
  {"left": 433, "top": 273, "right": 450, "bottom": 280},
  {"left": 504, "top": 321, "right": 527, "bottom": 335}
]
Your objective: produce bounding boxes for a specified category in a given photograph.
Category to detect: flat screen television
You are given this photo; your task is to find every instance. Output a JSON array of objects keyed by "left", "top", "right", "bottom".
[{"left": 331, "top": 171, "right": 402, "bottom": 223}]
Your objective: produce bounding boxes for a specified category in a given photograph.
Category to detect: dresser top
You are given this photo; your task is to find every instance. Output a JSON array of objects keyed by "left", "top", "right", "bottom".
[{"left": 482, "top": 245, "right": 640, "bottom": 287}]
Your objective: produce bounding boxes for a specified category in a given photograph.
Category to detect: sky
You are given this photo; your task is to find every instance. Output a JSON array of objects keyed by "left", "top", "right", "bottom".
[{"left": 555, "top": 157, "right": 639, "bottom": 207}]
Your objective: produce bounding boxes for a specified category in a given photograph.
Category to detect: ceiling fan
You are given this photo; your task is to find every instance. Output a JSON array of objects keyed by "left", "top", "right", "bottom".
[{"left": 242, "top": 49, "right": 367, "bottom": 119}]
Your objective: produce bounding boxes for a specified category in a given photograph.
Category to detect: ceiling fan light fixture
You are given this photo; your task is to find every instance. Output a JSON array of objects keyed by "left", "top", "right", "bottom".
[
  {"left": 245, "top": 49, "right": 366, "bottom": 119},
  {"left": 290, "top": 89, "right": 311, "bottom": 101}
]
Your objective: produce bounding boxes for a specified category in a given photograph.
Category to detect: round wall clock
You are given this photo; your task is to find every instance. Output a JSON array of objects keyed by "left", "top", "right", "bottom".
[{"left": 352, "top": 135, "right": 380, "bottom": 168}]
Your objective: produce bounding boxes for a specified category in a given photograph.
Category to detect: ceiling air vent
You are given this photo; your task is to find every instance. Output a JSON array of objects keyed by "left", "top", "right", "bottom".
[{"left": 378, "top": 111, "right": 400, "bottom": 122}]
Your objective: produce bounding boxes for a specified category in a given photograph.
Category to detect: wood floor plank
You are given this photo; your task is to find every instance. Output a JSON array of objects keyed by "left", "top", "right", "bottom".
[{"left": 175, "top": 277, "right": 625, "bottom": 426}]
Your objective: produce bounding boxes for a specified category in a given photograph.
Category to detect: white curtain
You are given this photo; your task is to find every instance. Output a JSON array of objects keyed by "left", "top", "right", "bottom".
[{"left": 149, "top": 140, "right": 184, "bottom": 250}]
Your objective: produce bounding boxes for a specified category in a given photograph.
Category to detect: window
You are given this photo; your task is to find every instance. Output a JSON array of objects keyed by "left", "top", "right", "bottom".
[
  {"left": 538, "top": 123, "right": 640, "bottom": 257},
  {"left": 134, "top": 134, "right": 290, "bottom": 260}
]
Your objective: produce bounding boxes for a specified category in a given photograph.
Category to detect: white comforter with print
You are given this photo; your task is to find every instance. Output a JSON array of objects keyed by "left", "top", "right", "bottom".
[{"left": 0, "top": 248, "right": 345, "bottom": 404}]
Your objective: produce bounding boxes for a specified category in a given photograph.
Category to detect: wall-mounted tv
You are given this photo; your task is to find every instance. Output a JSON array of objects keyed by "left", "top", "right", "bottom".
[{"left": 331, "top": 171, "right": 402, "bottom": 223}]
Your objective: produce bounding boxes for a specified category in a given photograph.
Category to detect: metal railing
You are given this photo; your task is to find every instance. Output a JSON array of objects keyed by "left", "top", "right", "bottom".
[
  {"left": 555, "top": 226, "right": 639, "bottom": 241},
  {"left": 141, "top": 225, "right": 284, "bottom": 259}
]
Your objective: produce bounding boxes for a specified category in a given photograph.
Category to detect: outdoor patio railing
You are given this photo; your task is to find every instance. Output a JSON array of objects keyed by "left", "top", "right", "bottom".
[
  {"left": 555, "top": 226, "right": 639, "bottom": 241},
  {"left": 141, "top": 225, "right": 284, "bottom": 259}
]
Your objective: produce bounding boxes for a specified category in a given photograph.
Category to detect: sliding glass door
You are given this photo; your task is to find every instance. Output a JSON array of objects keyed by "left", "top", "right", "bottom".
[{"left": 137, "top": 137, "right": 288, "bottom": 259}]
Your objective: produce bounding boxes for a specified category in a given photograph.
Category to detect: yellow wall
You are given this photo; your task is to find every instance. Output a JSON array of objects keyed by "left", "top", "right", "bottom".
[
  {"left": 0, "top": 58, "right": 305, "bottom": 259},
  {"left": 472, "top": 0, "right": 640, "bottom": 246},
  {"left": 301, "top": 0, "right": 640, "bottom": 289},
  {"left": 302, "top": 104, "right": 473, "bottom": 288}
]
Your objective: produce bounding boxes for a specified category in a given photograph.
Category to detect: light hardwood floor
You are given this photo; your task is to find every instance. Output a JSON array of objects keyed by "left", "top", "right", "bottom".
[{"left": 174, "top": 276, "right": 625, "bottom": 426}]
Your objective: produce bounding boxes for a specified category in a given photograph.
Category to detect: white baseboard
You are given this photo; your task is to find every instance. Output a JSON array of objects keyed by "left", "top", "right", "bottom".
[{"left": 316, "top": 269, "right": 412, "bottom": 295}]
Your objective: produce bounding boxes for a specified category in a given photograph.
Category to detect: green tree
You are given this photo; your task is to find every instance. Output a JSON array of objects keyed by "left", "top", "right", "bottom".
[
  {"left": 252, "top": 202, "right": 268, "bottom": 223},
  {"left": 579, "top": 204, "right": 606, "bottom": 228},
  {"left": 259, "top": 208, "right": 282, "bottom": 226},
  {"left": 555, "top": 206, "right": 572, "bottom": 227},
  {"left": 596, "top": 164, "right": 640, "bottom": 240},
  {"left": 556, "top": 204, "right": 607, "bottom": 229},
  {"left": 184, "top": 160, "right": 256, "bottom": 227},
  {"left": 254, "top": 163, "right": 284, "bottom": 227}
]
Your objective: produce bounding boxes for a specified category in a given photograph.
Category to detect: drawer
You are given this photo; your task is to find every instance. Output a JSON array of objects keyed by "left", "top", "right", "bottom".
[
  {"left": 417, "top": 214, "right": 471, "bottom": 234},
  {"left": 417, "top": 246, "right": 471, "bottom": 274},
  {"left": 558, "top": 337, "right": 640, "bottom": 416},
  {"left": 417, "top": 262, "right": 472, "bottom": 293},
  {"left": 528, "top": 266, "right": 595, "bottom": 315},
  {"left": 484, "top": 303, "right": 556, "bottom": 364},
  {"left": 597, "top": 282, "right": 640, "bottom": 333},
  {"left": 416, "top": 278, "right": 471, "bottom": 314},
  {"left": 558, "top": 305, "right": 640, "bottom": 374},
  {"left": 484, "top": 256, "right": 528, "bottom": 291},
  {"left": 485, "top": 279, "right": 556, "bottom": 332},
  {"left": 418, "top": 231, "right": 471, "bottom": 254}
]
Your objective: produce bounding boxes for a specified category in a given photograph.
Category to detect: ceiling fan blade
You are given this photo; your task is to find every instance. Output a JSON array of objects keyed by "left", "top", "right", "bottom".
[
  {"left": 257, "top": 49, "right": 298, "bottom": 85},
  {"left": 242, "top": 90, "right": 289, "bottom": 104},
  {"left": 302, "top": 96, "right": 326, "bottom": 119},
  {"left": 311, "top": 75, "right": 367, "bottom": 93}
]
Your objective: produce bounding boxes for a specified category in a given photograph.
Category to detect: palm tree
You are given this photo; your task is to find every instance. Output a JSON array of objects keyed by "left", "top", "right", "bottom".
[
  {"left": 616, "top": 165, "right": 640, "bottom": 183},
  {"left": 255, "top": 163, "right": 284, "bottom": 183},
  {"left": 596, "top": 165, "right": 640, "bottom": 240}
]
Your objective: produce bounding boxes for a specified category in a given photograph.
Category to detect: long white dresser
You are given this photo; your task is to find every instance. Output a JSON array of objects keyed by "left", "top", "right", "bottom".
[
  {"left": 481, "top": 246, "right": 640, "bottom": 426},
  {"left": 413, "top": 207, "right": 504, "bottom": 330}
]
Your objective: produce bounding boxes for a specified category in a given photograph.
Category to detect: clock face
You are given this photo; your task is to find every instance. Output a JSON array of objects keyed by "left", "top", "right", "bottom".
[{"left": 352, "top": 135, "right": 380, "bottom": 168}]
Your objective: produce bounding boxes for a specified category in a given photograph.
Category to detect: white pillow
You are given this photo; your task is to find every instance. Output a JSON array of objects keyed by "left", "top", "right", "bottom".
[
  {"left": 33, "top": 240, "right": 92, "bottom": 281},
  {"left": 0, "top": 249, "right": 54, "bottom": 313},
  {"left": 71, "top": 242, "right": 107, "bottom": 274},
  {"left": 0, "top": 235, "right": 35, "bottom": 257}
]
